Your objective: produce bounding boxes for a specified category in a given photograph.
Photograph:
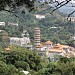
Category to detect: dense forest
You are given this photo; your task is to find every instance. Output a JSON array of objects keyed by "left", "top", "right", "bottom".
[{"left": 0, "top": 46, "right": 75, "bottom": 75}]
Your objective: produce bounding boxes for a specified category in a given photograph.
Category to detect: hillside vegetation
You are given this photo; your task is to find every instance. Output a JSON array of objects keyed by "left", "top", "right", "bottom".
[
  {"left": 0, "top": 8, "right": 74, "bottom": 46},
  {"left": 0, "top": 46, "right": 75, "bottom": 75}
]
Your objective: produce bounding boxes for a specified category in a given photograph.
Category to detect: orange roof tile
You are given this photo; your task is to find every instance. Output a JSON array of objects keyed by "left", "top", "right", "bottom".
[
  {"left": 61, "top": 45, "right": 69, "bottom": 48},
  {"left": 45, "top": 41, "right": 53, "bottom": 45},
  {"left": 49, "top": 48, "right": 63, "bottom": 53},
  {"left": 5, "top": 48, "right": 11, "bottom": 51},
  {"left": 54, "top": 44, "right": 62, "bottom": 49},
  {"left": 54, "top": 43, "right": 69, "bottom": 49},
  {"left": 36, "top": 44, "right": 43, "bottom": 48}
]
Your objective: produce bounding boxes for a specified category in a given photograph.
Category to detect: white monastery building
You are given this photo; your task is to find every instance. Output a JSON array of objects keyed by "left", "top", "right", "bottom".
[
  {"left": 0, "top": 22, "right": 5, "bottom": 26},
  {"left": 10, "top": 30, "right": 31, "bottom": 46},
  {"left": 35, "top": 14, "right": 45, "bottom": 19},
  {"left": 8, "top": 22, "right": 18, "bottom": 26}
]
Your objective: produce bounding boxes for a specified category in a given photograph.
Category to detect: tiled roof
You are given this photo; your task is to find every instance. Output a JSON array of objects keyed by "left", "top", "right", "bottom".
[
  {"left": 5, "top": 48, "right": 11, "bottom": 51},
  {"left": 54, "top": 44, "right": 62, "bottom": 49},
  {"left": 61, "top": 45, "right": 69, "bottom": 48},
  {"left": 49, "top": 48, "right": 63, "bottom": 53},
  {"left": 45, "top": 41, "right": 53, "bottom": 45},
  {"left": 36, "top": 44, "right": 43, "bottom": 48},
  {"left": 54, "top": 43, "right": 69, "bottom": 49}
]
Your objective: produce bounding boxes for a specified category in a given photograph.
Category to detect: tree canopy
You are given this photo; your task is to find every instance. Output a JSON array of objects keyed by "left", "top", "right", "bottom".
[{"left": 0, "top": 0, "right": 35, "bottom": 11}]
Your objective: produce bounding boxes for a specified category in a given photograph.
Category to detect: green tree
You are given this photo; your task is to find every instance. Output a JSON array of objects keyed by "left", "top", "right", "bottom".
[
  {"left": 15, "top": 61, "right": 30, "bottom": 71},
  {"left": 0, "top": 61, "right": 24, "bottom": 75}
]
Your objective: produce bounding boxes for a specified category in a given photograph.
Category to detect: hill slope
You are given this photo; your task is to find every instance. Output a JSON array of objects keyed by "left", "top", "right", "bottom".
[{"left": 0, "top": 8, "right": 74, "bottom": 45}]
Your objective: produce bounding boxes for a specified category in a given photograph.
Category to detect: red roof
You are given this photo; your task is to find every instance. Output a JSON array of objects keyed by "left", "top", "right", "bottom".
[
  {"left": 45, "top": 41, "right": 53, "bottom": 45},
  {"left": 54, "top": 43, "right": 69, "bottom": 49},
  {"left": 5, "top": 48, "right": 11, "bottom": 51},
  {"left": 36, "top": 44, "right": 43, "bottom": 48},
  {"left": 49, "top": 48, "right": 63, "bottom": 53}
]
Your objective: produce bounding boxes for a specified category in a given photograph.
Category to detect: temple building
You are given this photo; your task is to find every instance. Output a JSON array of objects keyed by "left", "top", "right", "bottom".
[
  {"left": 34, "top": 27, "right": 75, "bottom": 60},
  {"left": 34, "top": 27, "right": 41, "bottom": 46}
]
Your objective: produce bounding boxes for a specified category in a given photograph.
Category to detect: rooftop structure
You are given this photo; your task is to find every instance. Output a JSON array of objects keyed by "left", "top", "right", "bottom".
[
  {"left": 36, "top": 44, "right": 43, "bottom": 48},
  {"left": 35, "top": 41, "right": 75, "bottom": 59},
  {"left": 5, "top": 48, "right": 11, "bottom": 51},
  {"left": 45, "top": 41, "right": 53, "bottom": 45},
  {"left": 33, "top": 27, "right": 75, "bottom": 59}
]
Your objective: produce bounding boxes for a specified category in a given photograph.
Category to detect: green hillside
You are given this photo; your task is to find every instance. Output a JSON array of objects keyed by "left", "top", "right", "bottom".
[{"left": 0, "top": 9, "right": 74, "bottom": 46}]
